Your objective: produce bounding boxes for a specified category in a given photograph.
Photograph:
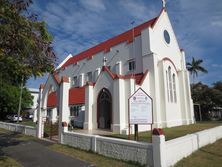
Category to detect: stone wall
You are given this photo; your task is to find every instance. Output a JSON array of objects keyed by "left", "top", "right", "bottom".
[
  {"left": 0, "top": 121, "right": 36, "bottom": 137},
  {"left": 62, "top": 131, "right": 153, "bottom": 166}
]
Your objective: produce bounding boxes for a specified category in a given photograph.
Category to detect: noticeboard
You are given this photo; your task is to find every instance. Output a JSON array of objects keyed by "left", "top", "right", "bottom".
[{"left": 129, "top": 88, "right": 153, "bottom": 125}]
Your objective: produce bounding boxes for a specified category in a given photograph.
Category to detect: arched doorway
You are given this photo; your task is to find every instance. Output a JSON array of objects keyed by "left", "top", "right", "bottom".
[{"left": 97, "top": 88, "right": 112, "bottom": 129}]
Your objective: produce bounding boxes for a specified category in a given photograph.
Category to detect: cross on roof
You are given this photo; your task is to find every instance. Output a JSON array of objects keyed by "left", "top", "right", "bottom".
[
  {"left": 162, "top": 0, "right": 166, "bottom": 8},
  {"left": 103, "top": 57, "right": 107, "bottom": 66}
]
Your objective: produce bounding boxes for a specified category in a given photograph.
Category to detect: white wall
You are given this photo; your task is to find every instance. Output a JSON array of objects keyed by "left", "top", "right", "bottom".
[
  {"left": 165, "top": 125, "right": 222, "bottom": 166},
  {"left": 62, "top": 131, "right": 153, "bottom": 166},
  {"left": 0, "top": 121, "right": 36, "bottom": 137}
]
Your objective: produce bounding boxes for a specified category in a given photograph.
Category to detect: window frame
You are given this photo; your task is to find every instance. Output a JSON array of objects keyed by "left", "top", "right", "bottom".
[{"left": 128, "top": 59, "right": 136, "bottom": 72}]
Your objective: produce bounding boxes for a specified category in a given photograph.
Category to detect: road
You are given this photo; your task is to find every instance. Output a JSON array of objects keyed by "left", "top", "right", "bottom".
[{"left": 0, "top": 131, "right": 92, "bottom": 167}]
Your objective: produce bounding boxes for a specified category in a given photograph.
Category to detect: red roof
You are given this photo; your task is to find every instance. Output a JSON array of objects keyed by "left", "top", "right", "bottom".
[
  {"left": 69, "top": 87, "right": 85, "bottom": 105},
  {"left": 101, "top": 66, "right": 148, "bottom": 85},
  {"left": 47, "top": 87, "right": 85, "bottom": 108},
  {"left": 47, "top": 91, "right": 57, "bottom": 107},
  {"left": 61, "top": 17, "right": 157, "bottom": 69}
]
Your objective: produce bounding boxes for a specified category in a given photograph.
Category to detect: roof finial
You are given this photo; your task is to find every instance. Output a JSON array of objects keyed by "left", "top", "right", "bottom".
[
  {"left": 103, "top": 57, "right": 107, "bottom": 66},
  {"left": 162, "top": 0, "right": 166, "bottom": 8}
]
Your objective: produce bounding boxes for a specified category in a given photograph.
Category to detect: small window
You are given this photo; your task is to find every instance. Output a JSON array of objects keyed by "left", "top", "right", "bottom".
[
  {"left": 166, "top": 71, "right": 169, "bottom": 102},
  {"left": 129, "top": 60, "right": 135, "bottom": 71},
  {"left": 70, "top": 105, "right": 83, "bottom": 117},
  {"left": 164, "top": 30, "right": 170, "bottom": 44},
  {"left": 173, "top": 74, "right": 177, "bottom": 103},
  {"left": 86, "top": 72, "right": 93, "bottom": 82},
  {"left": 72, "top": 76, "right": 78, "bottom": 86},
  {"left": 168, "top": 66, "right": 173, "bottom": 102}
]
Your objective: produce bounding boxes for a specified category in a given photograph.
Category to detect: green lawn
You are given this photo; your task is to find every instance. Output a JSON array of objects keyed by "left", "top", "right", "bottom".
[
  {"left": 175, "top": 138, "right": 222, "bottom": 167},
  {"left": 104, "top": 121, "right": 222, "bottom": 142},
  {"left": 0, "top": 156, "right": 22, "bottom": 167},
  {"left": 0, "top": 128, "right": 142, "bottom": 167},
  {"left": 16, "top": 120, "right": 36, "bottom": 127}
]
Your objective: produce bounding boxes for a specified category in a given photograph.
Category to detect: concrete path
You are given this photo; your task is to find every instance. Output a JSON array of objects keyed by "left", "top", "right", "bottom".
[{"left": 0, "top": 131, "right": 92, "bottom": 167}]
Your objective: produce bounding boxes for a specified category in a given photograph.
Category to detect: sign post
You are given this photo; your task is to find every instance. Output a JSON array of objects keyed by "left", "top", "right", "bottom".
[{"left": 129, "top": 88, "right": 153, "bottom": 141}]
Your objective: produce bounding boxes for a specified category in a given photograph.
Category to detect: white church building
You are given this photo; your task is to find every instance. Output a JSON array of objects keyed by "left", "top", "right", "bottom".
[{"left": 37, "top": 8, "right": 194, "bottom": 137}]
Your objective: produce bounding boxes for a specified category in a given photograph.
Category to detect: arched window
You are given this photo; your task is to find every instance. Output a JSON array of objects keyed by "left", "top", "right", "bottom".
[
  {"left": 166, "top": 71, "right": 169, "bottom": 102},
  {"left": 173, "top": 74, "right": 177, "bottom": 103},
  {"left": 168, "top": 66, "right": 173, "bottom": 102}
]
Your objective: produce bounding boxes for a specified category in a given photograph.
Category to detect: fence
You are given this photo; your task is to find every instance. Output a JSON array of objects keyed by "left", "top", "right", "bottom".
[
  {"left": 0, "top": 121, "right": 36, "bottom": 137},
  {"left": 155, "top": 125, "right": 222, "bottom": 167},
  {"left": 62, "top": 131, "right": 153, "bottom": 166}
]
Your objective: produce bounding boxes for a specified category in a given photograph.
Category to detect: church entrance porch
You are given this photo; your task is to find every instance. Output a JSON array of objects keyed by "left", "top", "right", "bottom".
[{"left": 97, "top": 88, "right": 112, "bottom": 130}]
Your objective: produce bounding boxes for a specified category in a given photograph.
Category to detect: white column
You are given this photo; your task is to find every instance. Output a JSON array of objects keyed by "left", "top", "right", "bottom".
[
  {"left": 58, "top": 76, "right": 70, "bottom": 143},
  {"left": 37, "top": 84, "right": 44, "bottom": 138},
  {"left": 113, "top": 78, "right": 125, "bottom": 133},
  {"left": 115, "top": 61, "right": 122, "bottom": 75},
  {"left": 79, "top": 73, "right": 85, "bottom": 87},
  {"left": 152, "top": 129, "right": 166, "bottom": 167},
  {"left": 84, "top": 84, "right": 93, "bottom": 130},
  {"left": 33, "top": 108, "right": 37, "bottom": 123},
  {"left": 51, "top": 108, "right": 58, "bottom": 123}
]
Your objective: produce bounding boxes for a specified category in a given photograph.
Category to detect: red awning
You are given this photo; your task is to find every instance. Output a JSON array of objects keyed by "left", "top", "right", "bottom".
[
  {"left": 69, "top": 87, "right": 85, "bottom": 105},
  {"left": 47, "top": 91, "right": 57, "bottom": 107}
]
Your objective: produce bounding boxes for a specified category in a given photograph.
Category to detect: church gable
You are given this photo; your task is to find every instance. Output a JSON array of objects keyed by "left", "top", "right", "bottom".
[{"left": 150, "top": 9, "right": 182, "bottom": 69}]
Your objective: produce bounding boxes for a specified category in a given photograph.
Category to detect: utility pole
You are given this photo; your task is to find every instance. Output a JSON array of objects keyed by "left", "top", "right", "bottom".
[{"left": 17, "top": 75, "right": 24, "bottom": 123}]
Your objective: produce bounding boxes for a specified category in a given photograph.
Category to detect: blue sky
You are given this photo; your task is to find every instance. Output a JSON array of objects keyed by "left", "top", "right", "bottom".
[{"left": 27, "top": 0, "right": 222, "bottom": 88}]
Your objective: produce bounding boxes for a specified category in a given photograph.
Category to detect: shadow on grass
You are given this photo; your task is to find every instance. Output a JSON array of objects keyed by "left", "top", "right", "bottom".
[
  {"left": 200, "top": 149, "right": 222, "bottom": 158},
  {"left": 0, "top": 131, "right": 27, "bottom": 158}
]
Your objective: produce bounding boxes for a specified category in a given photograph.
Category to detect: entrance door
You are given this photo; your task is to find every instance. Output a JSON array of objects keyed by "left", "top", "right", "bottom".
[{"left": 97, "top": 88, "right": 112, "bottom": 129}]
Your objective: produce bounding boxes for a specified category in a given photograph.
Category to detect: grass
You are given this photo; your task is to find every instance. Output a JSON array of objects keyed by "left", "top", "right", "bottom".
[
  {"left": 0, "top": 121, "right": 222, "bottom": 167},
  {"left": 175, "top": 138, "right": 222, "bottom": 167},
  {"left": 104, "top": 121, "right": 222, "bottom": 142},
  {"left": 49, "top": 144, "right": 144, "bottom": 167},
  {"left": 0, "top": 156, "right": 22, "bottom": 167},
  {"left": 16, "top": 120, "right": 36, "bottom": 127}
]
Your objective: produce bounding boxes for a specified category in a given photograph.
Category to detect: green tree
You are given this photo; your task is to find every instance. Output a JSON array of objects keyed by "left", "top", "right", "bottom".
[
  {"left": 0, "top": 0, "right": 56, "bottom": 84},
  {"left": 0, "top": 81, "right": 33, "bottom": 118},
  {"left": 0, "top": 0, "right": 56, "bottom": 115},
  {"left": 186, "top": 57, "right": 208, "bottom": 87},
  {"left": 192, "top": 82, "right": 222, "bottom": 120}
]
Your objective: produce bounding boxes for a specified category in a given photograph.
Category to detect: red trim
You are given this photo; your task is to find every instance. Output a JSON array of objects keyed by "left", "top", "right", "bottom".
[
  {"left": 135, "top": 70, "right": 149, "bottom": 85},
  {"left": 100, "top": 66, "right": 148, "bottom": 85},
  {"left": 162, "top": 57, "right": 178, "bottom": 73},
  {"left": 69, "top": 86, "right": 85, "bottom": 105},
  {"left": 61, "top": 76, "right": 69, "bottom": 83},
  {"left": 53, "top": 73, "right": 60, "bottom": 84},
  {"left": 47, "top": 91, "right": 57, "bottom": 107},
  {"left": 152, "top": 128, "right": 164, "bottom": 135},
  {"left": 60, "top": 17, "right": 157, "bottom": 69},
  {"left": 86, "top": 82, "right": 95, "bottom": 86},
  {"left": 62, "top": 122, "right": 68, "bottom": 127}
]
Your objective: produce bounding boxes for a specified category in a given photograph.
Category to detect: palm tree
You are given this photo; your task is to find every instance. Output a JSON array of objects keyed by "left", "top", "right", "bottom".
[{"left": 186, "top": 57, "right": 208, "bottom": 87}]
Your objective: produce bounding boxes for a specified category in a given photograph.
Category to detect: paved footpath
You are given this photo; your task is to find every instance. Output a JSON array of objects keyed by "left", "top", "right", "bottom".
[{"left": 0, "top": 131, "right": 92, "bottom": 167}]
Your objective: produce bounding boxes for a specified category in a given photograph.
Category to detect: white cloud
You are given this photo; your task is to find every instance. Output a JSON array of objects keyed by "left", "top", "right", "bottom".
[
  {"left": 80, "top": 0, "right": 106, "bottom": 12},
  {"left": 27, "top": 0, "right": 222, "bottom": 88},
  {"left": 119, "top": 0, "right": 156, "bottom": 21},
  {"left": 212, "top": 64, "right": 222, "bottom": 68}
]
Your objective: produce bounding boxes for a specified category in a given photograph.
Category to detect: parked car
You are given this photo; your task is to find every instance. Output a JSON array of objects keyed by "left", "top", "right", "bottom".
[
  {"left": 11, "top": 115, "right": 22, "bottom": 122},
  {"left": 28, "top": 114, "right": 33, "bottom": 119},
  {"left": 6, "top": 115, "right": 12, "bottom": 120}
]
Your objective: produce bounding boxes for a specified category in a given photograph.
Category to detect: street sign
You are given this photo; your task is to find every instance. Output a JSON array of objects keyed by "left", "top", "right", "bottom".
[{"left": 129, "top": 88, "right": 153, "bottom": 125}]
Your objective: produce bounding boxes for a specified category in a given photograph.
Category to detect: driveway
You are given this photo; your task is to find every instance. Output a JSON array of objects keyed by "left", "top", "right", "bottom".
[{"left": 0, "top": 131, "right": 92, "bottom": 167}]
